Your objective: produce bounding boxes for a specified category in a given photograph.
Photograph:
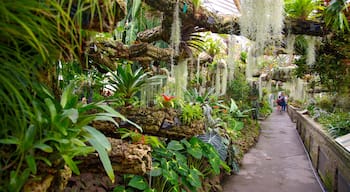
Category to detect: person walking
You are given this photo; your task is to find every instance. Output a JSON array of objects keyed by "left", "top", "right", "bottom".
[{"left": 276, "top": 92, "right": 286, "bottom": 112}]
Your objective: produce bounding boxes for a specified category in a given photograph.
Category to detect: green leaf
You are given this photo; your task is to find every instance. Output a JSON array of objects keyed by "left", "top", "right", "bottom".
[
  {"left": 60, "top": 82, "right": 74, "bottom": 108},
  {"left": 36, "top": 156, "right": 52, "bottom": 166},
  {"left": 70, "top": 138, "right": 87, "bottom": 147},
  {"left": 96, "top": 103, "right": 126, "bottom": 120},
  {"left": 62, "top": 154, "right": 80, "bottom": 175},
  {"left": 220, "top": 159, "right": 231, "bottom": 173},
  {"left": 128, "top": 175, "right": 148, "bottom": 190},
  {"left": 9, "top": 169, "right": 30, "bottom": 192},
  {"left": 93, "top": 115, "right": 119, "bottom": 127},
  {"left": 145, "top": 189, "right": 156, "bottom": 192},
  {"left": 208, "top": 157, "right": 221, "bottom": 174},
  {"left": 113, "top": 186, "right": 126, "bottom": 192},
  {"left": 163, "top": 169, "right": 178, "bottom": 185},
  {"left": 187, "top": 169, "right": 202, "bottom": 188},
  {"left": 62, "top": 108, "right": 79, "bottom": 123},
  {"left": 187, "top": 147, "right": 202, "bottom": 159},
  {"left": 167, "top": 140, "right": 184, "bottom": 151},
  {"left": 175, "top": 163, "right": 189, "bottom": 176},
  {"left": 22, "top": 124, "right": 36, "bottom": 151},
  {"left": 25, "top": 155, "right": 37, "bottom": 174},
  {"left": 173, "top": 151, "right": 187, "bottom": 163},
  {"left": 34, "top": 143, "right": 53, "bottom": 153},
  {"left": 58, "top": 139, "right": 69, "bottom": 144},
  {"left": 131, "top": 0, "right": 141, "bottom": 18},
  {"left": 88, "top": 136, "right": 115, "bottom": 182},
  {"left": 83, "top": 126, "right": 111, "bottom": 151},
  {"left": 96, "top": 104, "right": 142, "bottom": 132},
  {"left": 180, "top": 139, "right": 191, "bottom": 148},
  {"left": 0, "top": 137, "right": 19, "bottom": 145},
  {"left": 150, "top": 166, "right": 162, "bottom": 177},
  {"left": 197, "top": 130, "right": 227, "bottom": 161},
  {"left": 45, "top": 98, "right": 57, "bottom": 125}
]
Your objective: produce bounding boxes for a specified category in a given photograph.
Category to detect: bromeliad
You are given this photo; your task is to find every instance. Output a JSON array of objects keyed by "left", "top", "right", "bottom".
[{"left": 160, "top": 93, "right": 176, "bottom": 108}]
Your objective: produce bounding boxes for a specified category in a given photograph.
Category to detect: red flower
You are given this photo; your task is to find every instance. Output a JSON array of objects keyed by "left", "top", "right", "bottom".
[{"left": 161, "top": 93, "right": 175, "bottom": 102}]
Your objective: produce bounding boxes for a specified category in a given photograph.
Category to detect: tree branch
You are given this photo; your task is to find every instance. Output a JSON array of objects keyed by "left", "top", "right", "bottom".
[{"left": 141, "top": 0, "right": 325, "bottom": 42}]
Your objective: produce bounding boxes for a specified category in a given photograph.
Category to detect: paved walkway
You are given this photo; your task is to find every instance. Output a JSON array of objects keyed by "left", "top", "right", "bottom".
[{"left": 222, "top": 110, "right": 324, "bottom": 192}]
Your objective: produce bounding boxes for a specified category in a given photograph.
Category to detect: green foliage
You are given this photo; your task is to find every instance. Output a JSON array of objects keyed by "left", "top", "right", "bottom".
[
  {"left": 150, "top": 138, "right": 230, "bottom": 191},
  {"left": 240, "top": 51, "right": 248, "bottom": 63},
  {"left": 117, "top": 1, "right": 160, "bottom": 44},
  {"left": 294, "top": 34, "right": 350, "bottom": 94},
  {"left": 225, "top": 118, "right": 244, "bottom": 139},
  {"left": 114, "top": 174, "right": 155, "bottom": 192},
  {"left": 217, "top": 99, "right": 252, "bottom": 119},
  {"left": 258, "top": 90, "right": 273, "bottom": 117},
  {"left": 0, "top": 1, "right": 123, "bottom": 190},
  {"left": 285, "top": 0, "right": 323, "bottom": 20},
  {"left": 0, "top": 82, "right": 135, "bottom": 191},
  {"left": 180, "top": 103, "right": 203, "bottom": 125},
  {"left": 293, "top": 55, "right": 309, "bottom": 78},
  {"left": 316, "top": 96, "right": 334, "bottom": 112},
  {"left": 107, "top": 65, "right": 149, "bottom": 105},
  {"left": 324, "top": 0, "right": 350, "bottom": 33},
  {"left": 185, "top": 33, "right": 207, "bottom": 55},
  {"left": 201, "top": 32, "right": 224, "bottom": 57},
  {"left": 184, "top": 87, "right": 218, "bottom": 105},
  {"left": 118, "top": 128, "right": 164, "bottom": 148},
  {"left": 259, "top": 99, "right": 273, "bottom": 117},
  {"left": 197, "top": 130, "right": 228, "bottom": 161},
  {"left": 227, "top": 72, "right": 251, "bottom": 110},
  {"left": 192, "top": 0, "right": 202, "bottom": 11},
  {"left": 318, "top": 112, "right": 350, "bottom": 137}
]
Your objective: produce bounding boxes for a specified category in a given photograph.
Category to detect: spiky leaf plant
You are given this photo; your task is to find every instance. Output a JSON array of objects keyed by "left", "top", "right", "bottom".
[{"left": 0, "top": 1, "right": 123, "bottom": 191}]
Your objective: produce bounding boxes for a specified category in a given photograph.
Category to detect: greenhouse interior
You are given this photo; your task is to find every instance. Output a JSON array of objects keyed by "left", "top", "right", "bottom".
[{"left": 1, "top": 0, "right": 350, "bottom": 191}]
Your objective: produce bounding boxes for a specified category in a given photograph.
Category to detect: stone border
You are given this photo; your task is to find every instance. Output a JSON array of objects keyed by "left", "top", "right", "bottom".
[{"left": 287, "top": 106, "right": 350, "bottom": 192}]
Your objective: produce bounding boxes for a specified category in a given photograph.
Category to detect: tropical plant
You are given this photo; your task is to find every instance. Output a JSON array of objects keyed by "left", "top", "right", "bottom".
[
  {"left": 197, "top": 130, "right": 228, "bottom": 162},
  {"left": 318, "top": 112, "right": 350, "bottom": 137},
  {"left": 150, "top": 138, "right": 230, "bottom": 191},
  {"left": 184, "top": 87, "right": 218, "bottom": 105},
  {"left": 227, "top": 72, "right": 251, "bottom": 109},
  {"left": 217, "top": 98, "right": 253, "bottom": 119},
  {"left": 155, "top": 93, "right": 177, "bottom": 108},
  {"left": 324, "top": 0, "right": 350, "bottom": 33},
  {"left": 285, "top": 0, "right": 323, "bottom": 20},
  {"left": 0, "top": 1, "right": 122, "bottom": 190},
  {"left": 114, "top": 174, "right": 155, "bottom": 192},
  {"left": 180, "top": 103, "right": 204, "bottom": 125},
  {"left": 259, "top": 99, "right": 273, "bottom": 117},
  {"left": 0, "top": 82, "right": 135, "bottom": 191},
  {"left": 204, "top": 35, "right": 223, "bottom": 57},
  {"left": 107, "top": 65, "right": 150, "bottom": 105}
]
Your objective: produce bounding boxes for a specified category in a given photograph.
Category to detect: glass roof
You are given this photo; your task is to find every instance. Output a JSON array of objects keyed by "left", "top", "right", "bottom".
[{"left": 202, "top": 0, "right": 240, "bottom": 16}]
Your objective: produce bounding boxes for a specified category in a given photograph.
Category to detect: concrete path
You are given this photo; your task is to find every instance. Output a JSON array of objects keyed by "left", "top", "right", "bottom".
[{"left": 222, "top": 110, "right": 323, "bottom": 192}]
